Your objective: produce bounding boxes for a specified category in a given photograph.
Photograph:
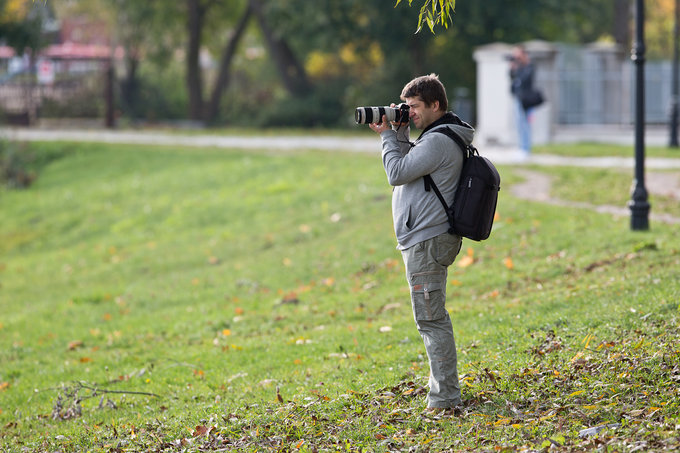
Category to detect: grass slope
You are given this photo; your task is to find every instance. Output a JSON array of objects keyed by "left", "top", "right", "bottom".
[{"left": 0, "top": 141, "right": 678, "bottom": 452}]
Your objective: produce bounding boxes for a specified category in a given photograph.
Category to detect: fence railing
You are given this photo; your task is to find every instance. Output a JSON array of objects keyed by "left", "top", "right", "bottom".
[{"left": 542, "top": 44, "right": 675, "bottom": 126}]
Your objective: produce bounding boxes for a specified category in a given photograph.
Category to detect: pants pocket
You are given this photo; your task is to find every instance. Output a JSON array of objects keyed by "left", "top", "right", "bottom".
[
  {"left": 410, "top": 271, "right": 446, "bottom": 321},
  {"left": 434, "top": 233, "right": 462, "bottom": 267}
]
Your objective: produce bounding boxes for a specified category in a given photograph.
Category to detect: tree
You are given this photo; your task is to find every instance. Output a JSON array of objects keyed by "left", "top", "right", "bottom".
[
  {"left": 396, "top": 0, "right": 457, "bottom": 33},
  {"left": 204, "top": 0, "right": 253, "bottom": 122},
  {"left": 107, "top": 0, "right": 181, "bottom": 120},
  {"left": 251, "top": 0, "right": 310, "bottom": 96},
  {"left": 1, "top": 0, "right": 55, "bottom": 124},
  {"left": 0, "top": 0, "right": 51, "bottom": 53}
]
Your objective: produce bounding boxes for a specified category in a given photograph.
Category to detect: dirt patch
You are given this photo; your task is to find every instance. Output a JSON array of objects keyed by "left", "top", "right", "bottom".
[
  {"left": 510, "top": 169, "right": 680, "bottom": 224},
  {"left": 647, "top": 172, "right": 680, "bottom": 200}
]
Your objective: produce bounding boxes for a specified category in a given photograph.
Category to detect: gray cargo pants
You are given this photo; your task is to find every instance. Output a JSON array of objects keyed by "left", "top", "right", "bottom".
[{"left": 401, "top": 232, "right": 462, "bottom": 409}]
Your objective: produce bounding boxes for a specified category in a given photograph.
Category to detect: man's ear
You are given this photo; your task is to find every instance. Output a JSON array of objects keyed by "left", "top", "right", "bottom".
[{"left": 431, "top": 100, "right": 440, "bottom": 112}]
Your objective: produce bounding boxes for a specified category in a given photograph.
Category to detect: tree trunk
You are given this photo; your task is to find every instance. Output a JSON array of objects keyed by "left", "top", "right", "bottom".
[
  {"left": 251, "top": 0, "right": 311, "bottom": 96},
  {"left": 409, "top": 35, "right": 426, "bottom": 78},
  {"left": 186, "top": 0, "right": 206, "bottom": 121},
  {"left": 121, "top": 52, "right": 139, "bottom": 116},
  {"left": 104, "top": 59, "right": 116, "bottom": 128},
  {"left": 613, "top": 0, "right": 631, "bottom": 48},
  {"left": 205, "top": 1, "right": 254, "bottom": 124}
]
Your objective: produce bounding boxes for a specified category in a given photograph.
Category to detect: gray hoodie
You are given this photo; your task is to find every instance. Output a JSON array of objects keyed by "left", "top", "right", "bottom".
[{"left": 380, "top": 114, "right": 474, "bottom": 250}]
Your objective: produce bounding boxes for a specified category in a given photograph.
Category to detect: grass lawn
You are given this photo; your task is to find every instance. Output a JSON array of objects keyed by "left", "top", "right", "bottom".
[
  {"left": 0, "top": 140, "right": 678, "bottom": 452},
  {"left": 533, "top": 141, "right": 680, "bottom": 159}
]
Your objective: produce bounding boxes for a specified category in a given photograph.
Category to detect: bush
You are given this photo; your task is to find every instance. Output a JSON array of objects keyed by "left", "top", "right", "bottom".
[
  {"left": 254, "top": 87, "right": 346, "bottom": 128},
  {"left": 0, "top": 139, "right": 35, "bottom": 188},
  {"left": 0, "top": 139, "right": 69, "bottom": 189}
]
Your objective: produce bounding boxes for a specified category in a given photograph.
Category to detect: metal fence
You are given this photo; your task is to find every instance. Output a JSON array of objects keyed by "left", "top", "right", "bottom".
[
  {"left": 0, "top": 74, "right": 105, "bottom": 125},
  {"left": 538, "top": 44, "right": 675, "bottom": 126}
]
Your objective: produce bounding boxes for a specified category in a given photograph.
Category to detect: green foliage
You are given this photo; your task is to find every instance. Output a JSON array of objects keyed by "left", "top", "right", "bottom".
[
  {"left": 0, "top": 0, "right": 52, "bottom": 53},
  {"left": 121, "top": 62, "right": 188, "bottom": 122},
  {"left": 395, "top": 0, "right": 456, "bottom": 34},
  {"left": 533, "top": 142, "right": 680, "bottom": 159},
  {"left": 0, "top": 137, "right": 66, "bottom": 188},
  {"left": 31, "top": 0, "right": 632, "bottom": 126},
  {"left": 1, "top": 139, "right": 678, "bottom": 451}
]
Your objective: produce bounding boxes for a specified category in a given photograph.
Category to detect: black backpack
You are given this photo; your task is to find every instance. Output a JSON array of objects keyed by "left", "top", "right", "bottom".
[{"left": 423, "top": 128, "right": 501, "bottom": 241}]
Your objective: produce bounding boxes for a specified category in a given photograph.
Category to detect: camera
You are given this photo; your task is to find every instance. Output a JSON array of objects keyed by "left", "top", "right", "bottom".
[{"left": 355, "top": 103, "right": 410, "bottom": 124}]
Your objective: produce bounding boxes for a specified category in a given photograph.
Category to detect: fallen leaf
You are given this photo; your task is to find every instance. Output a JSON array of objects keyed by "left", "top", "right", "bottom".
[
  {"left": 503, "top": 257, "right": 514, "bottom": 269},
  {"left": 457, "top": 248, "right": 475, "bottom": 268},
  {"left": 456, "top": 255, "right": 474, "bottom": 268},
  {"left": 68, "top": 340, "right": 84, "bottom": 350},
  {"left": 192, "top": 425, "right": 209, "bottom": 437}
]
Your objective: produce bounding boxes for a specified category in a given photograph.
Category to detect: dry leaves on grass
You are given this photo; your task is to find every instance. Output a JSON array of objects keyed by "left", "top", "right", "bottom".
[{"left": 49, "top": 316, "right": 679, "bottom": 452}]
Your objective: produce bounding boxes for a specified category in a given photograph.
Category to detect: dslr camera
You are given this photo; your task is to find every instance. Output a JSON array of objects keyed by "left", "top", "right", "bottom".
[{"left": 355, "top": 103, "right": 410, "bottom": 124}]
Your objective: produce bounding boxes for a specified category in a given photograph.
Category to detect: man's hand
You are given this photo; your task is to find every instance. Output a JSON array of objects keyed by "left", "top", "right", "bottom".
[{"left": 369, "top": 115, "right": 391, "bottom": 135}]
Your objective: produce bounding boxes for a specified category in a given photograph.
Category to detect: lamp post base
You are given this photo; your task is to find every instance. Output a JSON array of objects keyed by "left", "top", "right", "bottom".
[{"left": 628, "top": 196, "right": 650, "bottom": 231}]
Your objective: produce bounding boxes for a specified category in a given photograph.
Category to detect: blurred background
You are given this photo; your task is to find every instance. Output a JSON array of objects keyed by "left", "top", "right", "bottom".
[{"left": 0, "top": 0, "right": 677, "bottom": 135}]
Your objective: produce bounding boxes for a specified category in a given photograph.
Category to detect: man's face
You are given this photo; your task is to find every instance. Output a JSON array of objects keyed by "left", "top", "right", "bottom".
[{"left": 404, "top": 96, "right": 440, "bottom": 130}]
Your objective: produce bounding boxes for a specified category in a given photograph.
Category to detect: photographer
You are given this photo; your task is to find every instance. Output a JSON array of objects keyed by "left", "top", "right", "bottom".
[
  {"left": 368, "top": 74, "right": 474, "bottom": 413},
  {"left": 509, "top": 45, "right": 539, "bottom": 156}
]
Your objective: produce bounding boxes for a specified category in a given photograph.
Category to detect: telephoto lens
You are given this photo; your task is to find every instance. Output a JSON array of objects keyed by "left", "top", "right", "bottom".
[{"left": 355, "top": 104, "right": 409, "bottom": 124}]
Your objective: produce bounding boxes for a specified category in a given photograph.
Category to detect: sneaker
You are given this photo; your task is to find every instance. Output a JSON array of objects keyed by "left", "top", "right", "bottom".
[{"left": 424, "top": 405, "right": 462, "bottom": 417}]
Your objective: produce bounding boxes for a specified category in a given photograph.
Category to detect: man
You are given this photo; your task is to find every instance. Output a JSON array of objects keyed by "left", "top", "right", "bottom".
[
  {"left": 368, "top": 74, "right": 473, "bottom": 412},
  {"left": 509, "top": 45, "right": 538, "bottom": 156}
]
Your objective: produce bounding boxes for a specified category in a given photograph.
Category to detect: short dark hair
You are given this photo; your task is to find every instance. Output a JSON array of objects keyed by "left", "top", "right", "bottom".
[{"left": 400, "top": 74, "right": 448, "bottom": 112}]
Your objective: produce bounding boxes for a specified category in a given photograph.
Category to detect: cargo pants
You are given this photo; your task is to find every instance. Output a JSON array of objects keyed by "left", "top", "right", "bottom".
[{"left": 401, "top": 232, "right": 463, "bottom": 409}]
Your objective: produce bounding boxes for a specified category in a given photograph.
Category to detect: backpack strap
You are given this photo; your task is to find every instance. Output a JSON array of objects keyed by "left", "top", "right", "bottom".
[
  {"left": 431, "top": 126, "right": 476, "bottom": 159},
  {"left": 423, "top": 126, "right": 475, "bottom": 197},
  {"left": 423, "top": 174, "right": 456, "bottom": 235},
  {"left": 422, "top": 127, "right": 476, "bottom": 235}
]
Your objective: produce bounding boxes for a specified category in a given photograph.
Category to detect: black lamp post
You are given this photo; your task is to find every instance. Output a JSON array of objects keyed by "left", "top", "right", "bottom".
[
  {"left": 629, "top": 0, "right": 650, "bottom": 230},
  {"left": 671, "top": 0, "right": 679, "bottom": 148}
]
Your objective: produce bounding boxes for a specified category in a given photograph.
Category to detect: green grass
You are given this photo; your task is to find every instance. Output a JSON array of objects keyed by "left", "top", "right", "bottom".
[
  {"left": 532, "top": 164, "right": 680, "bottom": 219},
  {"left": 533, "top": 142, "right": 680, "bottom": 159},
  {"left": 1, "top": 141, "right": 679, "bottom": 452}
]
